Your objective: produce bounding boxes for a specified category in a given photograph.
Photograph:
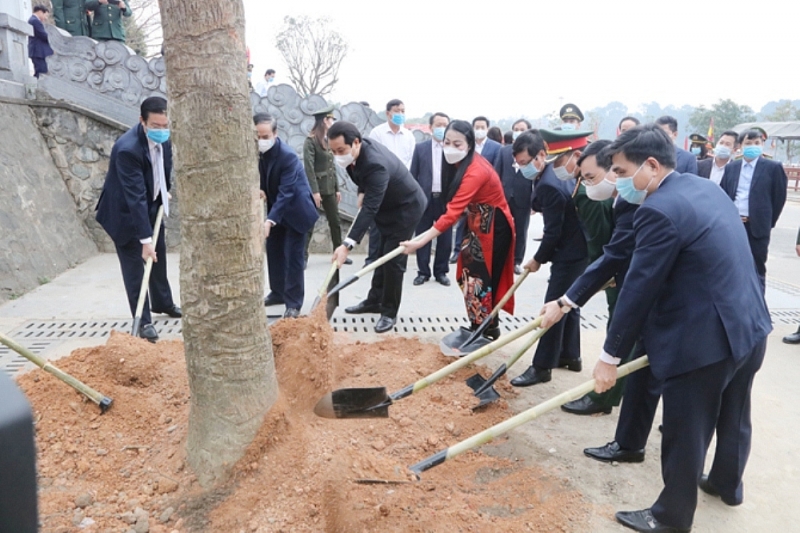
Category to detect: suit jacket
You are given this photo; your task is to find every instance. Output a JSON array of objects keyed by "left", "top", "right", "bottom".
[
  {"left": 494, "top": 145, "right": 532, "bottom": 210},
  {"left": 410, "top": 139, "right": 437, "bottom": 203},
  {"left": 531, "top": 164, "right": 587, "bottom": 265},
  {"left": 719, "top": 157, "right": 787, "bottom": 239},
  {"left": 675, "top": 147, "right": 698, "bottom": 174},
  {"left": 604, "top": 173, "right": 771, "bottom": 380},
  {"left": 27, "top": 16, "right": 53, "bottom": 59},
  {"left": 259, "top": 137, "right": 318, "bottom": 235},
  {"left": 696, "top": 158, "right": 713, "bottom": 179},
  {"left": 344, "top": 138, "right": 426, "bottom": 242},
  {"left": 566, "top": 198, "right": 638, "bottom": 306},
  {"left": 96, "top": 124, "right": 172, "bottom": 245},
  {"left": 85, "top": 0, "right": 132, "bottom": 41},
  {"left": 477, "top": 139, "right": 502, "bottom": 166},
  {"left": 52, "top": 0, "right": 89, "bottom": 36}
]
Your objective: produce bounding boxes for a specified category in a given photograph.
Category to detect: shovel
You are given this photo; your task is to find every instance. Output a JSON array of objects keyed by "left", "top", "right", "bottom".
[
  {"left": 313, "top": 317, "right": 543, "bottom": 419},
  {"left": 440, "top": 269, "right": 529, "bottom": 357},
  {"left": 311, "top": 262, "right": 340, "bottom": 317},
  {"left": 408, "top": 356, "right": 650, "bottom": 477},
  {"left": 0, "top": 332, "right": 113, "bottom": 413},
  {"left": 131, "top": 205, "right": 165, "bottom": 337}
]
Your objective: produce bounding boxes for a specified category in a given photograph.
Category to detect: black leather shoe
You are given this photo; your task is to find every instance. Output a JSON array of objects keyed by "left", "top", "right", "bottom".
[
  {"left": 153, "top": 305, "right": 182, "bottom": 318},
  {"left": 483, "top": 326, "right": 501, "bottom": 340},
  {"left": 557, "top": 357, "right": 582, "bottom": 372},
  {"left": 561, "top": 394, "right": 612, "bottom": 415},
  {"left": 449, "top": 252, "right": 459, "bottom": 264},
  {"left": 263, "top": 294, "right": 285, "bottom": 307},
  {"left": 514, "top": 264, "right": 522, "bottom": 275},
  {"left": 344, "top": 258, "right": 353, "bottom": 265},
  {"left": 139, "top": 324, "right": 159, "bottom": 343},
  {"left": 283, "top": 308, "right": 300, "bottom": 319},
  {"left": 413, "top": 275, "right": 429, "bottom": 286},
  {"left": 510, "top": 366, "right": 551, "bottom": 387},
  {"left": 699, "top": 474, "right": 740, "bottom": 506},
  {"left": 584, "top": 441, "right": 644, "bottom": 463},
  {"left": 435, "top": 274, "right": 450, "bottom": 287},
  {"left": 374, "top": 315, "right": 396, "bottom": 333},
  {"left": 783, "top": 328, "right": 800, "bottom": 344},
  {"left": 345, "top": 300, "right": 382, "bottom": 314},
  {"left": 615, "top": 508, "right": 690, "bottom": 532}
]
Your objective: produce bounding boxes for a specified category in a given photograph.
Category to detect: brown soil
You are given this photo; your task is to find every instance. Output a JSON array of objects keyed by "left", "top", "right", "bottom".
[{"left": 17, "top": 306, "right": 590, "bottom": 533}]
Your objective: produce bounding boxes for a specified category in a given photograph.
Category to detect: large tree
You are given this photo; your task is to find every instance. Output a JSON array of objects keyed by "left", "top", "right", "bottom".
[
  {"left": 160, "top": 0, "right": 278, "bottom": 487},
  {"left": 689, "top": 99, "right": 757, "bottom": 134},
  {"left": 275, "top": 15, "right": 348, "bottom": 96}
]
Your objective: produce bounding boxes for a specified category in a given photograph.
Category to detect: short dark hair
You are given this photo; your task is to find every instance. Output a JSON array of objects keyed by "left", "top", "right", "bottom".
[
  {"left": 385, "top": 99, "right": 403, "bottom": 112},
  {"left": 604, "top": 124, "right": 676, "bottom": 169},
  {"left": 429, "top": 112, "right": 450, "bottom": 126},
  {"left": 140, "top": 96, "right": 167, "bottom": 121},
  {"left": 265, "top": 69, "right": 275, "bottom": 76},
  {"left": 503, "top": 131, "right": 514, "bottom": 145},
  {"left": 487, "top": 126, "right": 503, "bottom": 144},
  {"left": 33, "top": 5, "right": 49, "bottom": 13},
  {"left": 328, "top": 121, "right": 362, "bottom": 146},
  {"left": 512, "top": 131, "right": 546, "bottom": 158},
  {"left": 577, "top": 139, "right": 613, "bottom": 167},
  {"left": 654, "top": 115, "right": 678, "bottom": 133},
  {"left": 618, "top": 116, "right": 640, "bottom": 129},
  {"left": 253, "top": 113, "right": 277, "bottom": 131},
  {"left": 719, "top": 130, "right": 739, "bottom": 143},
  {"left": 513, "top": 118, "right": 532, "bottom": 130},
  {"left": 472, "top": 116, "right": 490, "bottom": 127},
  {"left": 738, "top": 129, "right": 763, "bottom": 144}
]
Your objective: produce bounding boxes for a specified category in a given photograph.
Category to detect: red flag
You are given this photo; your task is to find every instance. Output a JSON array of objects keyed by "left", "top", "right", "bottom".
[{"left": 707, "top": 118, "right": 715, "bottom": 143}]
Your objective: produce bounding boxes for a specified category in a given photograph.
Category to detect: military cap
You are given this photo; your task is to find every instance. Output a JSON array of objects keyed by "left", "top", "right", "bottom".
[
  {"left": 540, "top": 128, "right": 593, "bottom": 162},
  {"left": 751, "top": 126, "right": 768, "bottom": 141},
  {"left": 689, "top": 133, "right": 707, "bottom": 145},
  {"left": 559, "top": 103, "right": 584, "bottom": 122},
  {"left": 312, "top": 104, "right": 335, "bottom": 118}
]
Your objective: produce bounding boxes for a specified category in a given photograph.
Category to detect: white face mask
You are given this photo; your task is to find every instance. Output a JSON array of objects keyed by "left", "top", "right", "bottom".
[
  {"left": 474, "top": 129, "right": 488, "bottom": 140},
  {"left": 553, "top": 153, "right": 576, "bottom": 181},
  {"left": 585, "top": 176, "right": 617, "bottom": 201},
  {"left": 258, "top": 139, "right": 274, "bottom": 153},
  {"left": 334, "top": 152, "right": 354, "bottom": 168},
  {"left": 443, "top": 146, "right": 468, "bottom": 164}
]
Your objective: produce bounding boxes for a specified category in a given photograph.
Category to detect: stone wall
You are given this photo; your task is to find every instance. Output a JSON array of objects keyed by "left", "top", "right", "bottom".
[{"left": 0, "top": 101, "right": 97, "bottom": 303}]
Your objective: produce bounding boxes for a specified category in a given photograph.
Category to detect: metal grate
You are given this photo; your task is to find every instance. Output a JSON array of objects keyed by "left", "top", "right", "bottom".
[
  {"left": 330, "top": 313, "right": 610, "bottom": 334},
  {"left": 767, "top": 279, "right": 800, "bottom": 297}
]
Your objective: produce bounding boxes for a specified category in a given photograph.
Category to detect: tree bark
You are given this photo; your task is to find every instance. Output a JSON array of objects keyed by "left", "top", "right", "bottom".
[{"left": 159, "top": 0, "right": 278, "bottom": 487}]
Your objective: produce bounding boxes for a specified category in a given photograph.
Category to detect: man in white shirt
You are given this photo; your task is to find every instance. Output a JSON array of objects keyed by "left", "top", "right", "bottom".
[
  {"left": 697, "top": 130, "right": 737, "bottom": 184},
  {"left": 254, "top": 68, "right": 275, "bottom": 98}
]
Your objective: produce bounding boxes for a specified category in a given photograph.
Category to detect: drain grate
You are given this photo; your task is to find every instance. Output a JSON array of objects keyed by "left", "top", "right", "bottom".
[
  {"left": 767, "top": 279, "right": 800, "bottom": 297},
  {"left": 0, "top": 340, "right": 55, "bottom": 374},
  {"left": 330, "top": 313, "right": 610, "bottom": 334}
]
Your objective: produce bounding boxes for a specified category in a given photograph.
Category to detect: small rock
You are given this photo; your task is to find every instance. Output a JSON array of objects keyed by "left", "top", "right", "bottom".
[
  {"left": 371, "top": 439, "right": 386, "bottom": 451},
  {"left": 74, "top": 492, "right": 94, "bottom": 508},
  {"left": 166, "top": 425, "right": 178, "bottom": 433},
  {"left": 72, "top": 510, "right": 84, "bottom": 527},
  {"left": 121, "top": 511, "right": 137, "bottom": 524},
  {"left": 548, "top": 448, "right": 557, "bottom": 454},
  {"left": 378, "top": 503, "right": 390, "bottom": 517},
  {"left": 444, "top": 422, "right": 455, "bottom": 434},
  {"left": 133, "top": 516, "right": 150, "bottom": 533},
  {"left": 156, "top": 477, "right": 179, "bottom": 494},
  {"left": 95, "top": 448, "right": 108, "bottom": 456},
  {"left": 159, "top": 507, "right": 174, "bottom": 524},
  {"left": 248, "top": 520, "right": 259, "bottom": 531},
  {"left": 611, "top": 461, "right": 619, "bottom": 467},
  {"left": 77, "top": 517, "right": 95, "bottom": 529}
]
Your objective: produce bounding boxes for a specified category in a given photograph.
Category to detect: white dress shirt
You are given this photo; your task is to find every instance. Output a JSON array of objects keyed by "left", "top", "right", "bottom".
[
  {"left": 254, "top": 79, "right": 271, "bottom": 97},
  {"left": 368, "top": 122, "right": 416, "bottom": 169},
  {"left": 734, "top": 157, "right": 759, "bottom": 217},
  {"left": 431, "top": 140, "right": 443, "bottom": 193},
  {"left": 140, "top": 138, "right": 168, "bottom": 244},
  {"left": 475, "top": 139, "right": 486, "bottom": 155},
  {"left": 709, "top": 158, "right": 729, "bottom": 185}
]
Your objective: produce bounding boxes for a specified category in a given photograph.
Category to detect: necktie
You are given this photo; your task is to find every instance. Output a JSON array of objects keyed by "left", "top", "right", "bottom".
[{"left": 153, "top": 144, "right": 169, "bottom": 216}]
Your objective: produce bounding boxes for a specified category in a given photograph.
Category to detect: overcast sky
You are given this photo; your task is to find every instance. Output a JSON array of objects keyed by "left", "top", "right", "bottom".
[{"left": 243, "top": 0, "right": 798, "bottom": 120}]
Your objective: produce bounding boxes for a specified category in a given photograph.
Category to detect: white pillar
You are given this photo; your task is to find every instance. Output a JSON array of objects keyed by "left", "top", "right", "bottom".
[{"left": 0, "top": 0, "right": 35, "bottom": 86}]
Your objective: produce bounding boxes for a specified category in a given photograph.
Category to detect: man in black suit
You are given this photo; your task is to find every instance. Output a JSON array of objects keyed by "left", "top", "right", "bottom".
[
  {"left": 329, "top": 121, "right": 426, "bottom": 333},
  {"left": 96, "top": 97, "right": 181, "bottom": 342},
  {"left": 697, "top": 130, "right": 738, "bottom": 184},
  {"left": 588, "top": 124, "right": 771, "bottom": 532},
  {"left": 655, "top": 116, "right": 698, "bottom": 174},
  {"left": 410, "top": 112, "right": 452, "bottom": 286},
  {"left": 720, "top": 128, "right": 787, "bottom": 289},
  {"left": 494, "top": 119, "right": 534, "bottom": 273},
  {"left": 510, "top": 131, "right": 588, "bottom": 387},
  {"left": 27, "top": 5, "right": 54, "bottom": 78}
]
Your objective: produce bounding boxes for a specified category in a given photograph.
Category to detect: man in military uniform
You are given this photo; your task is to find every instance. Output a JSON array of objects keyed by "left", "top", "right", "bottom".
[
  {"left": 52, "top": 0, "right": 90, "bottom": 37},
  {"left": 559, "top": 103, "right": 584, "bottom": 130},
  {"left": 85, "top": 0, "right": 131, "bottom": 43},
  {"left": 689, "top": 133, "right": 709, "bottom": 160}
]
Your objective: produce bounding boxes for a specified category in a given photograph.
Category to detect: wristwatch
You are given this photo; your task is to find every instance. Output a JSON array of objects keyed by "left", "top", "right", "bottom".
[{"left": 556, "top": 297, "right": 572, "bottom": 314}]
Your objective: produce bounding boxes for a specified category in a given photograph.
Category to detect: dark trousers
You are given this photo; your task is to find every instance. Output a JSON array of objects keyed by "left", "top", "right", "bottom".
[
  {"left": 615, "top": 356, "right": 663, "bottom": 450},
  {"left": 305, "top": 193, "right": 342, "bottom": 259},
  {"left": 743, "top": 221, "right": 768, "bottom": 291},
  {"left": 509, "top": 202, "right": 531, "bottom": 265},
  {"left": 452, "top": 215, "right": 466, "bottom": 257},
  {"left": 365, "top": 224, "right": 416, "bottom": 318},
  {"left": 266, "top": 224, "right": 306, "bottom": 310},
  {"left": 651, "top": 340, "right": 766, "bottom": 529},
  {"left": 365, "top": 223, "right": 381, "bottom": 265},
  {"left": 114, "top": 222, "right": 174, "bottom": 327},
  {"left": 531, "top": 258, "right": 587, "bottom": 369},
  {"left": 415, "top": 194, "right": 451, "bottom": 278},
  {"left": 31, "top": 57, "right": 48, "bottom": 77}
]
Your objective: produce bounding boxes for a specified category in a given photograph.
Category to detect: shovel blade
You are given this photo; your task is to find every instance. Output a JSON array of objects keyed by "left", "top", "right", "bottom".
[
  {"left": 473, "top": 387, "right": 502, "bottom": 409},
  {"left": 439, "top": 327, "right": 474, "bottom": 356},
  {"left": 313, "top": 387, "right": 391, "bottom": 419},
  {"left": 453, "top": 335, "right": 492, "bottom": 357},
  {"left": 325, "top": 269, "right": 340, "bottom": 320},
  {"left": 465, "top": 373, "right": 487, "bottom": 392}
]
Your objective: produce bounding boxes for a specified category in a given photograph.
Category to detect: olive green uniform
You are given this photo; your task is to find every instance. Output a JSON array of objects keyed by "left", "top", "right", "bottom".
[
  {"left": 52, "top": 0, "right": 90, "bottom": 37},
  {"left": 85, "top": 0, "right": 131, "bottom": 42},
  {"left": 303, "top": 135, "right": 341, "bottom": 258}
]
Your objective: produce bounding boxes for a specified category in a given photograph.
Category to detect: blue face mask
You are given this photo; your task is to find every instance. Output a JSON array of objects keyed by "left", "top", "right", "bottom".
[
  {"left": 742, "top": 145, "right": 763, "bottom": 160},
  {"left": 520, "top": 160, "right": 541, "bottom": 180},
  {"left": 690, "top": 146, "right": 701, "bottom": 155},
  {"left": 432, "top": 127, "right": 446, "bottom": 141},
  {"left": 146, "top": 127, "right": 170, "bottom": 144},
  {"left": 561, "top": 123, "right": 576, "bottom": 131},
  {"left": 615, "top": 163, "right": 650, "bottom": 205},
  {"left": 391, "top": 113, "right": 405, "bottom": 126},
  {"left": 715, "top": 145, "right": 732, "bottom": 159}
]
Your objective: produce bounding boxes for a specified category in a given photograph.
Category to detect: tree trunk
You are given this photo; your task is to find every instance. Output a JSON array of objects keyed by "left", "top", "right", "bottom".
[{"left": 159, "top": 0, "right": 278, "bottom": 487}]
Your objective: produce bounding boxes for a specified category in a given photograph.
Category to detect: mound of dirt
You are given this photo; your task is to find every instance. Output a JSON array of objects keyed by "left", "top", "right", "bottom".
[{"left": 17, "top": 314, "right": 590, "bottom": 533}]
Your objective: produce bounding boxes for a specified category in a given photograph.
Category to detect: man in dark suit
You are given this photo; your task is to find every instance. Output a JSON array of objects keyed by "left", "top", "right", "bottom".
[
  {"left": 655, "top": 116, "right": 698, "bottom": 174},
  {"left": 410, "top": 112, "right": 452, "bottom": 286},
  {"left": 329, "top": 121, "right": 426, "bottom": 333},
  {"left": 720, "top": 128, "right": 787, "bottom": 289},
  {"left": 472, "top": 116, "right": 502, "bottom": 166},
  {"left": 96, "top": 97, "right": 181, "bottom": 342},
  {"left": 494, "top": 119, "right": 534, "bottom": 273},
  {"left": 510, "top": 131, "right": 588, "bottom": 387},
  {"left": 27, "top": 5, "right": 53, "bottom": 78},
  {"left": 590, "top": 124, "right": 771, "bottom": 532},
  {"left": 256, "top": 114, "right": 319, "bottom": 318},
  {"left": 697, "top": 130, "right": 738, "bottom": 184}
]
